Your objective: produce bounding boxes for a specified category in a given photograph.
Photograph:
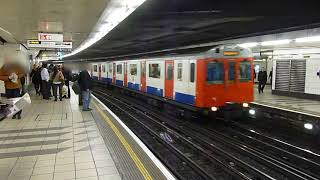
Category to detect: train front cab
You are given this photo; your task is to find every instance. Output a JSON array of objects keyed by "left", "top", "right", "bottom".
[{"left": 195, "top": 57, "right": 254, "bottom": 119}]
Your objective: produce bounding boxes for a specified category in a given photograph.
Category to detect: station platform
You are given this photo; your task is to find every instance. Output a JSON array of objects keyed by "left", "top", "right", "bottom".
[
  {"left": 253, "top": 85, "right": 320, "bottom": 118},
  {"left": 0, "top": 90, "right": 173, "bottom": 180}
]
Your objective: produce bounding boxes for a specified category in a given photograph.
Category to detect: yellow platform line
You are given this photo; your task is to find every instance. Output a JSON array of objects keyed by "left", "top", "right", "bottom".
[{"left": 93, "top": 101, "right": 153, "bottom": 180}]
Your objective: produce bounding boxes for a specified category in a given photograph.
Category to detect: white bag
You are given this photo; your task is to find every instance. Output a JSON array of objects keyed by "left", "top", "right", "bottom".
[
  {"left": 62, "top": 85, "right": 68, "bottom": 97},
  {"left": 1, "top": 93, "right": 32, "bottom": 118}
]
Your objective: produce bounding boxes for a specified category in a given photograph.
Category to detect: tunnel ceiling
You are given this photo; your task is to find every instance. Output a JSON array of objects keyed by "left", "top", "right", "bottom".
[{"left": 66, "top": 0, "right": 320, "bottom": 61}]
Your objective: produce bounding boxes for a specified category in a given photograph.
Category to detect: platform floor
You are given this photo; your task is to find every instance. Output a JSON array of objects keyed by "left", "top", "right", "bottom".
[
  {"left": 0, "top": 92, "right": 121, "bottom": 180},
  {"left": 253, "top": 85, "right": 320, "bottom": 117}
]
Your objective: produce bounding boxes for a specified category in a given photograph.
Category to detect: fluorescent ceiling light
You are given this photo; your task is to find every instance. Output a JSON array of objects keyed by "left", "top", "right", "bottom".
[
  {"left": 238, "top": 42, "right": 259, "bottom": 48},
  {"left": 260, "top": 39, "right": 291, "bottom": 46},
  {"left": 62, "top": 0, "right": 146, "bottom": 59},
  {"left": 295, "top": 36, "right": 320, "bottom": 43}
]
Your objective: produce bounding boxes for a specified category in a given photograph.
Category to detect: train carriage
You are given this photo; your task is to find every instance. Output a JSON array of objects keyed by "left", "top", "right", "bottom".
[{"left": 92, "top": 45, "right": 254, "bottom": 116}]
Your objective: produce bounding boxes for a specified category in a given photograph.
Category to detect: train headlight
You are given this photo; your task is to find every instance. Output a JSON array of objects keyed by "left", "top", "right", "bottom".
[
  {"left": 249, "top": 109, "right": 256, "bottom": 115},
  {"left": 211, "top": 107, "right": 218, "bottom": 112},
  {"left": 304, "top": 123, "right": 313, "bottom": 130},
  {"left": 242, "top": 103, "right": 249, "bottom": 108}
]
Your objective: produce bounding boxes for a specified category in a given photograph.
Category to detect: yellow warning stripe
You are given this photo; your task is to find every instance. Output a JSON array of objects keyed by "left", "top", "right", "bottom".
[{"left": 93, "top": 102, "right": 153, "bottom": 180}]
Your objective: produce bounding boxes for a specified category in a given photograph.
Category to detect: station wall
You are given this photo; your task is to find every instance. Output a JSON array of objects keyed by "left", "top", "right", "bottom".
[
  {"left": 305, "top": 58, "right": 320, "bottom": 95},
  {"left": 272, "top": 48, "right": 320, "bottom": 98}
]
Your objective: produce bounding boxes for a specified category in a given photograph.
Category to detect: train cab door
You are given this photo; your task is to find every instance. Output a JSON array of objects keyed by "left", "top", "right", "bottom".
[
  {"left": 112, "top": 63, "right": 116, "bottom": 83},
  {"left": 124, "top": 62, "right": 128, "bottom": 87},
  {"left": 98, "top": 64, "right": 102, "bottom": 80},
  {"left": 165, "top": 60, "right": 174, "bottom": 99},
  {"left": 140, "top": 61, "right": 146, "bottom": 92},
  {"left": 225, "top": 60, "right": 237, "bottom": 100}
]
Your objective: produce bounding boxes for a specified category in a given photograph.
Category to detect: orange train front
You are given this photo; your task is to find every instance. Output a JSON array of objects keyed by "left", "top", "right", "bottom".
[{"left": 91, "top": 45, "right": 255, "bottom": 117}]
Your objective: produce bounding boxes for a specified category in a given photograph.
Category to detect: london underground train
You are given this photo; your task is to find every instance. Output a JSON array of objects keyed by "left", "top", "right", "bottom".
[{"left": 91, "top": 45, "right": 255, "bottom": 118}]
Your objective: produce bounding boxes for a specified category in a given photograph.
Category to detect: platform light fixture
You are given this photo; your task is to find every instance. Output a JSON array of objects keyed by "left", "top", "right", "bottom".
[
  {"left": 62, "top": 0, "right": 147, "bottom": 58},
  {"left": 260, "top": 39, "right": 291, "bottom": 46},
  {"left": 238, "top": 42, "right": 259, "bottom": 48},
  {"left": 304, "top": 123, "right": 313, "bottom": 130},
  {"left": 295, "top": 36, "right": 320, "bottom": 43}
]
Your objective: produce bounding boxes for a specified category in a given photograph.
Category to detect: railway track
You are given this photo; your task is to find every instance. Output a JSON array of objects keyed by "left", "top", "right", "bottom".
[
  {"left": 92, "top": 83, "right": 320, "bottom": 179},
  {"left": 94, "top": 89, "right": 267, "bottom": 180}
]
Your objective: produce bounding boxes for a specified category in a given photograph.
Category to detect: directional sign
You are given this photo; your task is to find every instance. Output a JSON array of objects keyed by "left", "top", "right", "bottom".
[
  {"left": 27, "top": 40, "right": 72, "bottom": 49},
  {"left": 38, "top": 33, "right": 63, "bottom": 42}
]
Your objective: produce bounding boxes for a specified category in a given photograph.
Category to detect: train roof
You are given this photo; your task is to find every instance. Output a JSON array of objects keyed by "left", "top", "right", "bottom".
[{"left": 91, "top": 45, "right": 252, "bottom": 63}]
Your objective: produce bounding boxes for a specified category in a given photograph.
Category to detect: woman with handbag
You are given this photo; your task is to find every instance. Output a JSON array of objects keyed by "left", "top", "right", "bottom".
[{"left": 50, "top": 65, "right": 65, "bottom": 101}]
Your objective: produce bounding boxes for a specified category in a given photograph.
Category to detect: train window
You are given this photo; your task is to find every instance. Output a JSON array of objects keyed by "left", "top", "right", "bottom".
[
  {"left": 108, "top": 64, "right": 112, "bottom": 73},
  {"left": 117, "top": 64, "right": 122, "bottom": 74},
  {"left": 93, "top": 65, "right": 98, "bottom": 72},
  {"left": 149, "top": 63, "right": 160, "bottom": 78},
  {"left": 130, "top": 64, "right": 137, "bottom": 76},
  {"left": 102, "top": 65, "right": 106, "bottom": 73},
  {"left": 239, "top": 61, "right": 251, "bottom": 82},
  {"left": 190, "top": 63, "right": 195, "bottom": 82},
  {"left": 177, "top": 63, "right": 183, "bottom": 81},
  {"left": 166, "top": 64, "right": 173, "bottom": 80},
  {"left": 228, "top": 62, "right": 236, "bottom": 80},
  {"left": 206, "top": 62, "right": 224, "bottom": 84}
]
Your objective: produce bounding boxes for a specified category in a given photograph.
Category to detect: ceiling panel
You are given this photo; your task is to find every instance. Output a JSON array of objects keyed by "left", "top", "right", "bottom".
[
  {"left": 0, "top": 0, "right": 110, "bottom": 49},
  {"left": 65, "top": 0, "right": 320, "bottom": 61}
]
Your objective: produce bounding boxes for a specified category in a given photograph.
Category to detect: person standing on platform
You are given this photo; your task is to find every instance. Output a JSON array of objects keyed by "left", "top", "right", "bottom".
[
  {"left": 62, "top": 66, "right": 72, "bottom": 98},
  {"left": 0, "top": 59, "right": 25, "bottom": 119},
  {"left": 269, "top": 69, "right": 273, "bottom": 88},
  {"left": 48, "top": 64, "right": 54, "bottom": 97},
  {"left": 30, "top": 65, "right": 41, "bottom": 95},
  {"left": 78, "top": 65, "right": 93, "bottom": 111},
  {"left": 50, "top": 66, "right": 64, "bottom": 101},
  {"left": 41, "top": 64, "right": 50, "bottom": 100},
  {"left": 258, "top": 68, "right": 268, "bottom": 94}
]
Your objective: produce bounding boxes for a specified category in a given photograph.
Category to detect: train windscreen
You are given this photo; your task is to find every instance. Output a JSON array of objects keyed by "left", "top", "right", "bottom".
[{"left": 206, "top": 62, "right": 224, "bottom": 84}]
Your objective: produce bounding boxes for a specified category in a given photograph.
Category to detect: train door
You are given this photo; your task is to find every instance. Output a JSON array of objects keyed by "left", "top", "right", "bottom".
[
  {"left": 141, "top": 61, "right": 146, "bottom": 92},
  {"left": 124, "top": 62, "right": 128, "bottom": 86},
  {"left": 165, "top": 60, "right": 174, "bottom": 98},
  {"left": 113, "top": 63, "right": 116, "bottom": 83},
  {"left": 98, "top": 64, "right": 102, "bottom": 80},
  {"left": 225, "top": 60, "right": 237, "bottom": 101}
]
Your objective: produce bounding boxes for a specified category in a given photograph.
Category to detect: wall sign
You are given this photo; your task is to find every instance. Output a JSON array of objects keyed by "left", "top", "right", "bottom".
[{"left": 38, "top": 33, "right": 63, "bottom": 42}]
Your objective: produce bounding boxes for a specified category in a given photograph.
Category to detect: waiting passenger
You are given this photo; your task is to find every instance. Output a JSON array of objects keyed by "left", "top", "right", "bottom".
[
  {"left": 62, "top": 66, "right": 72, "bottom": 98},
  {"left": 78, "top": 65, "right": 93, "bottom": 111},
  {"left": 258, "top": 68, "right": 267, "bottom": 94},
  {"left": 50, "top": 66, "right": 65, "bottom": 101},
  {"left": 41, "top": 64, "right": 50, "bottom": 100},
  {"left": 30, "top": 64, "right": 42, "bottom": 95},
  {"left": 0, "top": 58, "right": 25, "bottom": 119}
]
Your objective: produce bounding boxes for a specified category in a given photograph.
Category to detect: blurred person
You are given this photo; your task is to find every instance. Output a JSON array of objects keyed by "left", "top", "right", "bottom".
[
  {"left": 0, "top": 60, "right": 25, "bottom": 119},
  {"left": 41, "top": 64, "right": 50, "bottom": 99},
  {"left": 78, "top": 65, "right": 92, "bottom": 111},
  {"left": 48, "top": 64, "right": 54, "bottom": 97},
  {"left": 30, "top": 64, "right": 41, "bottom": 95},
  {"left": 258, "top": 68, "right": 268, "bottom": 94},
  {"left": 62, "top": 66, "right": 72, "bottom": 98},
  {"left": 50, "top": 66, "right": 64, "bottom": 101},
  {"left": 20, "top": 73, "right": 26, "bottom": 95},
  {"left": 269, "top": 68, "right": 273, "bottom": 87}
]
